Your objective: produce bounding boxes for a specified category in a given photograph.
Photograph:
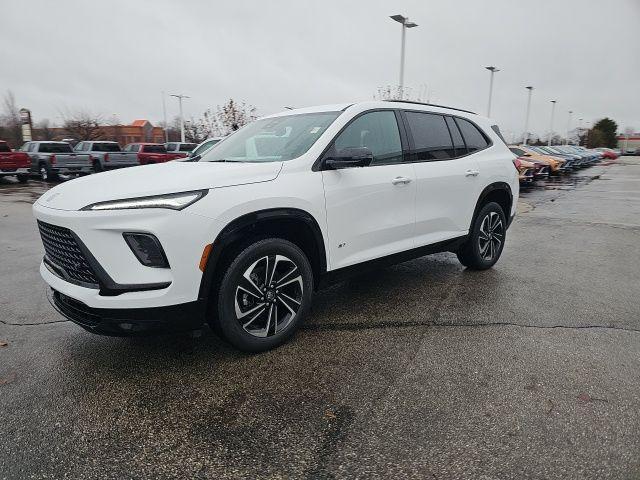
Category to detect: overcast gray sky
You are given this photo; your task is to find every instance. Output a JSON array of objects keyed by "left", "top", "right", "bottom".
[{"left": 2, "top": 0, "right": 639, "bottom": 140}]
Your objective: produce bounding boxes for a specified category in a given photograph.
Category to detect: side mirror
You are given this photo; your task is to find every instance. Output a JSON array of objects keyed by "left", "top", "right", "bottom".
[
  {"left": 324, "top": 146, "right": 373, "bottom": 169},
  {"left": 524, "top": 153, "right": 532, "bottom": 157}
]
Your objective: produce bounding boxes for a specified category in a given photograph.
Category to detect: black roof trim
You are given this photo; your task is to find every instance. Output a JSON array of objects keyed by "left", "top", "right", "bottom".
[{"left": 383, "top": 100, "right": 476, "bottom": 115}]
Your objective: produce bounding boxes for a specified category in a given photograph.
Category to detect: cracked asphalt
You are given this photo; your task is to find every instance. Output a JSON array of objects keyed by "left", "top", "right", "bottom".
[{"left": 1, "top": 158, "right": 639, "bottom": 479}]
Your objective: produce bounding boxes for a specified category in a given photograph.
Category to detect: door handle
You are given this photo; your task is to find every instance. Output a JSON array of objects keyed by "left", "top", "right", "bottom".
[
  {"left": 392, "top": 176, "right": 412, "bottom": 185},
  {"left": 465, "top": 169, "right": 480, "bottom": 177}
]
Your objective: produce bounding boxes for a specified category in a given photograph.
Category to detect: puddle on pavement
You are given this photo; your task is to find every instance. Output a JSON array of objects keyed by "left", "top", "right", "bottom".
[{"left": 0, "top": 178, "right": 63, "bottom": 204}]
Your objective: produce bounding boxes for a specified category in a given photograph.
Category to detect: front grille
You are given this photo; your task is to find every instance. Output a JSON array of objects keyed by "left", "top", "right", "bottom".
[{"left": 37, "top": 221, "right": 99, "bottom": 286}]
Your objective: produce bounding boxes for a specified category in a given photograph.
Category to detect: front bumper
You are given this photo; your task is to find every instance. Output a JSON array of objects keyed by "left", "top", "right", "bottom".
[
  {"left": 33, "top": 201, "right": 217, "bottom": 310},
  {"left": 49, "top": 288, "right": 205, "bottom": 335}
]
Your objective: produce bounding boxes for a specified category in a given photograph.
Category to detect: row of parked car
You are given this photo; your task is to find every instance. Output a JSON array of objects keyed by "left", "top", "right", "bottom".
[
  {"left": 508, "top": 145, "right": 619, "bottom": 185},
  {"left": 0, "top": 137, "right": 620, "bottom": 185},
  {"left": 0, "top": 138, "right": 223, "bottom": 182}
]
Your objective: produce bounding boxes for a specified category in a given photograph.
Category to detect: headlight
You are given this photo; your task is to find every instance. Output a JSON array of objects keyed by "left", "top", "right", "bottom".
[{"left": 81, "top": 190, "right": 207, "bottom": 211}]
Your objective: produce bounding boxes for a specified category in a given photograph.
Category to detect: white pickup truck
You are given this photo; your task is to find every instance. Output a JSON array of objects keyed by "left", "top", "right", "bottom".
[
  {"left": 74, "top": 141, "right": 138, "bottom": 172},
  {"left": 22, "top": 141, "right": 92, "bottom": 181}
]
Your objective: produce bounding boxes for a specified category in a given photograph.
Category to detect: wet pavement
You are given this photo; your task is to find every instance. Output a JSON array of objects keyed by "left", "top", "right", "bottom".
[{"left": 1, "top": 160, "right": 639, "bottom": 479}]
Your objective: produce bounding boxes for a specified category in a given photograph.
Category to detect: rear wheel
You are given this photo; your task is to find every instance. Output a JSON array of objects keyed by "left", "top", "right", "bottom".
[
  {"left": 212, "top": 238, "right": 313, "bottom": 352},
  {"left": 39, "top": 163, "right": 57, "bottom": 182},
  {"left": 456, "top": 202, "right": 507, "bottom": 270}
]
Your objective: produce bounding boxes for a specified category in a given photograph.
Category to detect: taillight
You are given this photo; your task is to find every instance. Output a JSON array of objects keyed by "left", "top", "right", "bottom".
[
  {"left": 512, "top": 158, "right": 521, "bottom": 170},
  {"left": 104, "top": 153, "right": 110, "bottom": 162},
  {"left": 50, "top": 154, "right": 56, "bottom": 165}
]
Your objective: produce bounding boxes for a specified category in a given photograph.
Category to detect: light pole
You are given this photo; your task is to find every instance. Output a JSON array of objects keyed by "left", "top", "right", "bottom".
[
  {"left": 161, "top": 91, "right": 168, "bottom": 143},
  {"left": 170, "top": 93, "right": 190, "bottom": 143},
  {"left": 523, "top": 86, "right": 534, "bottom": 145},
  {"left": 485, "top": 66, "right": 500, "bottom": 117},
  {"left": 390, "top": 14, "right": 418, "bottom": 100},
  {"left": 548, "top": 100, "right": 557, "bottom": 146},
  {"left": 565, "top": 110, "right": 573, "bottom": 145},
  {"left": 578, "top": 118, "right": 584, "bottom": 146}
]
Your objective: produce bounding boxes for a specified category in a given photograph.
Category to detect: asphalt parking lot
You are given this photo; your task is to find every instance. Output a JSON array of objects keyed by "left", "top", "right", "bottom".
[{"left": 1, "top": 159, "right": 639, "bottom": 479}]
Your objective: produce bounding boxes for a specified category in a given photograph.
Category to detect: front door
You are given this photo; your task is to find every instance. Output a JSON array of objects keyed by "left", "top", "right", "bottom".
[{"left": 321, "top": 110, "right": 416, "bottom": 270}]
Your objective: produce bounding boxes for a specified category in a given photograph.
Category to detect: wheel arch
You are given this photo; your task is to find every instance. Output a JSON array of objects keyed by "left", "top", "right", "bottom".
[
  {"left": 197, "top": 207, "right": 327, "bottom": 301},
  {"left": 471, "top": 182, "right": 513, "bottom": 227}
]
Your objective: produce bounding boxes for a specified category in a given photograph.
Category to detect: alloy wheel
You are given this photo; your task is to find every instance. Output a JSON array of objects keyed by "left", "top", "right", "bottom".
[
  {"left": 478, "top": 211, "right": 504, "bottom": 261},
  {"left": 234, "top": 254, "right": 303, "bottom": 338}
]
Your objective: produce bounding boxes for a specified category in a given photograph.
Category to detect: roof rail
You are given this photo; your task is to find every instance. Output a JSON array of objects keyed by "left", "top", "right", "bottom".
[{"left": 383, "top": 99, "right": 476, "bottom": 115}]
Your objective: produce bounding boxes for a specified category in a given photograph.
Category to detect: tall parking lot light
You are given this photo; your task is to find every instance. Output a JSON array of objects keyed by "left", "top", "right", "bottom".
[
  {"left": 548, "top": 100, "right": 557, "bottom": 146},
  {"left": 565, "top": 110, "right": 573, "bottom": 145},
  {"left": 390, "top": 14, "right": 418, "bottom": 100},
  {"left": 485, "top": 66, "right": 500, "bottom": 117},
  {"left": 523, "top": 86, "right": 534, "bottom": 145},
  {"left": 170, "top": 93, "right": 190, "bottom": 143}
]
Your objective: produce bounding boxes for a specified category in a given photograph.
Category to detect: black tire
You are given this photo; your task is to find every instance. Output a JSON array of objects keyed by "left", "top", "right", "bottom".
[
  {"left": 456, "top": 201, "right": 507, "bottom": 270},
  {"left": 39, "top": 162, "right": 58, "bottom": 182},
  {"left": 212, "top": 238, "right": 313, "bottom": 352},
  {"left": 17, "top": 174, "right": 28, "bottom": 183}
]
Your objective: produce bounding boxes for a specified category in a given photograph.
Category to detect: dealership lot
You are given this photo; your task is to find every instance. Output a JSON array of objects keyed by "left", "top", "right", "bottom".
[{"left": 1, "top": 159, "right": 639, "bottom": 479}]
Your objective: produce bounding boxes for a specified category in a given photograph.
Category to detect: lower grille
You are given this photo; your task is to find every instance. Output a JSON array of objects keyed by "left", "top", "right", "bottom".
[{"left": 37, "top": 221, "right": 99, "bottom": 287}]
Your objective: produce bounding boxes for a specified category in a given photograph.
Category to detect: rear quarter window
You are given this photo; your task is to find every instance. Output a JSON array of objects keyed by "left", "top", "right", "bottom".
[{"left": 455, "top": 118, "right": 490, "bottom": 154}]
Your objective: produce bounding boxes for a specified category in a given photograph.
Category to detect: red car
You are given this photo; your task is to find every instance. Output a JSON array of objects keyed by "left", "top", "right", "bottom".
[
  {"left": 596, "top": 148, "right": 618, "bottom": 160},
  {"left": 122, "top": 143, "right": 184, "bottom": 165},
  {"left": 0, "top": 140, "right": 30, "bottom": 183}
]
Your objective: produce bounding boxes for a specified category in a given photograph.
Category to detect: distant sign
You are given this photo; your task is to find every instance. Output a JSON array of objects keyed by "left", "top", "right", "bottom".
[{"left": 19, "top": 108, "right": 32, "bottom": 125}]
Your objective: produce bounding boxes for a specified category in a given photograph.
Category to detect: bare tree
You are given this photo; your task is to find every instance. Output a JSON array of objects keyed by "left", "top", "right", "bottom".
[
  {"left": 0, "top": 90, "right": 23, "bottom": 148},
  {"left": 184, "top": 99, "right": 257, "bottom": 142},
  {"left": 62, "top": 110, "right": 104, "bottom": 141},
  {"left": 34, "top": 119, "right": 55, "bottom": 140}
]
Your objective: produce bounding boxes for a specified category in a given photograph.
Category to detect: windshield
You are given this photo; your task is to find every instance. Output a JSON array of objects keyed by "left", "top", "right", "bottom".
[
  {"left": 93, "top": 143, "right": 122, "bottom": 152},
  {"left": 0, "top": 143, "right": 10, "bottom": 153},
  {"left": 201, "top": 112, "right": 341, "bottom": 163},
  {"left": 40, "top": 143, "right": 73, "bottom": 153}
]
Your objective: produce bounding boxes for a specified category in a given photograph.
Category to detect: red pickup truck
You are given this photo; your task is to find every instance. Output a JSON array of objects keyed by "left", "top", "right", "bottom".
[
  {"left": 0, "top": 140, "right": 30, "bottom": 183},
  {"left": 122, "top": 143, "right": 184, "bottom": 165}
]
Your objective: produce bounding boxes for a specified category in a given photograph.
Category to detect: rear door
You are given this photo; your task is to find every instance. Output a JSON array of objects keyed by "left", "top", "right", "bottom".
[
  {"left": 321, "top": 110, "right": 416, "bottom": 269},
  {"left": 405, "top": 112, "right": 484, "bottom": 246}
]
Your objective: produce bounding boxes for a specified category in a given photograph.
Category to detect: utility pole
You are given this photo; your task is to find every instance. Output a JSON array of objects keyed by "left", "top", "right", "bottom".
[
  {"left": 169, "top": 93, "right": 190, "bottom": 143},
  {"left": 548, "top": 100, "right": 557, "bottom": 146},
  {"left": 523, "top": 86, "right": 533, "bottom": 145},
  {"left": 485, "top": 66, "right": 500, "bottom": 117}
]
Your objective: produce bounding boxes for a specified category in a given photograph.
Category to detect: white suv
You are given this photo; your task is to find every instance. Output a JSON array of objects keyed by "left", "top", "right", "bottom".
[{"left": 33, "top": 101, "right": 518, "bottom": 351}]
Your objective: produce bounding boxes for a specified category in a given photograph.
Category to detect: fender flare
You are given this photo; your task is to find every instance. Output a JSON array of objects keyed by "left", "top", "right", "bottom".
[
  {"left": 197, "top": 207, "right": 327, "bottom": 300},
  {"left": 471, "top": 182, "right": 513, "bottom": 227}
]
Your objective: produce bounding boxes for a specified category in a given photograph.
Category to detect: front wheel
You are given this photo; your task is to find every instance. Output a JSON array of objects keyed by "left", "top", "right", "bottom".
[
  {"left": 17, "top": 174, "right": 29, "bottom": 183},
  {"left": 212, "top": 238, "right": 313, "bottom": 352},
  {"left": 456, "top": 202, "right": 507, "bottom": 270}
]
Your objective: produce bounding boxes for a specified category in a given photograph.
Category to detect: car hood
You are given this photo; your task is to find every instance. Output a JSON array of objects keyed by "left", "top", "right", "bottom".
[{"left": 36, "top": 161, "right": 283, "bottom": 211}]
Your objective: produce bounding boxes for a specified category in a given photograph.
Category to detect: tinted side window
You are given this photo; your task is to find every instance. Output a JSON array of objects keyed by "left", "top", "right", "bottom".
[
  {"left": 334, "top": 111, "right": 402, "bottom": 166},
  {"left": 445, "top": 116, "right": 466, "bottom": 156},
  {"left": 405, "top": 112, "right": 454, "bottom": 160},
  {"left": 456, "top": 118, "right": 489, "bottom": 153}
]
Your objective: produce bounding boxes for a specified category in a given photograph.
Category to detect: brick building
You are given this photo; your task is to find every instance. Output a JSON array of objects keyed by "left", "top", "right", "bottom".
[{"left": 46, "top": 120, "right": 165, "bottom": 146}]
